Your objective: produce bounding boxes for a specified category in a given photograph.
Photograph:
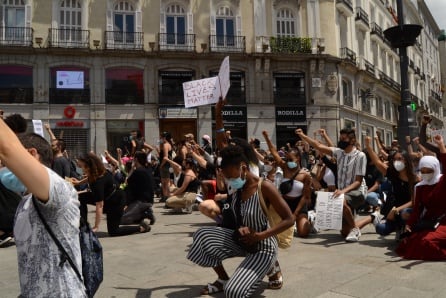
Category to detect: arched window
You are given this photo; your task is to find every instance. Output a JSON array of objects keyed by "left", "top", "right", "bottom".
[
  {"left": 216, "top": 6, "right": 234, "bottom": 46},
  {"left": 276, "top": 8, "right": 295, "bottom": 37},
  {"left": 59, "top": 0, "right": 82, "bottom": 42},
  {"left": 166, "top": 4, "right": 186, "bottom": 45},
  {"left": 114, "top": 1, "right": 135, "bottom": 43}
]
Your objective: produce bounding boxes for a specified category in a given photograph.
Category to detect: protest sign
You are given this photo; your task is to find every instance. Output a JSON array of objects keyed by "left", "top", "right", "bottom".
[
  {"left": 32, "top": 120, "right": 45, "bottom": 138},
  {"left": 315, "top": 192, "right": 344, "bottom": 230},
  {"left": 183, "top": 56, "right": 230, "bottom": 108}
]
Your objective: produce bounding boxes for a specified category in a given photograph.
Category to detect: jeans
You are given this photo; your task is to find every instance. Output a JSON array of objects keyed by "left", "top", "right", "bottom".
[
  {"left": 365, "top": 192, "right": 381, "bottom": 207},
  {"left": 375, "top": 208, "right": 412, "bottom": 236}
]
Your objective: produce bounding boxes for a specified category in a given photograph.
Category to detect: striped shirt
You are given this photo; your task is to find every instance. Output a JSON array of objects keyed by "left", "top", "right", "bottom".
[{"left": 331, "top": 147, "right": 367, "bottom": 194}]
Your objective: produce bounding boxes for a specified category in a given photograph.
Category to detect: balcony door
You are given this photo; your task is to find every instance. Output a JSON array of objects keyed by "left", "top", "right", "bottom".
[
  {"left": 114, "top": 1, "right": 135, "bottom": 43},
  {"left": 59, "top": 0, "right": 82, "bottom": 43},
  {"left": 4, "top": 0, "right": 25, "bottom": 41},
  {"left": 216, "top": 6, "right": 234, "bottom": 46},
  {"left": 166, "top": 5, "right": 186, "bottom": 45}
]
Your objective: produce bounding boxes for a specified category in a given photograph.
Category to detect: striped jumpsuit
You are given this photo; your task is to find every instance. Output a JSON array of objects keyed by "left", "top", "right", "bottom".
[{"left": 187, "top": 189, "right": 278, "bottom": 298}]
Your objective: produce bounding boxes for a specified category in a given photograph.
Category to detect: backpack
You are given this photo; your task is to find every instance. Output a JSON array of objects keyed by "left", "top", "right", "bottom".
[
  {"left": 32, "top": 197, "right": 103, "bottom": 298},
  {"left": 258, "top": 178, "right": 294, "bottom": 249}
]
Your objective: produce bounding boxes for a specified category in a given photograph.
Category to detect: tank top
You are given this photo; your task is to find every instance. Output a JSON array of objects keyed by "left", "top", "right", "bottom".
[{"left": 280, "top": 178, "right": 304, "bottom": 198}]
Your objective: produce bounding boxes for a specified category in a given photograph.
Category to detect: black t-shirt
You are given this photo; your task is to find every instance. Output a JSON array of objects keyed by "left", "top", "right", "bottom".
[
  {"left": 126, "top": 167, "right": 155, "bottom": 204},
  {"left": 52, "top": 156, "right": 71, "bottom": 178},
  {"left": 89, "top": 171, "right": 115, "bottom": 203},
  {"left": 386, "top": 168, "right": 411, "bottom": 207},
  {"left": 365, "top": 165, "right": 384, "bottom": 189}
]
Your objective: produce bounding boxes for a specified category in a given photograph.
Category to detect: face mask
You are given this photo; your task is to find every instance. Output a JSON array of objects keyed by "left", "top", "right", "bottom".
[
  {"left": 393, "top": 161, "right": 405, "bottom": 172},
  {"left": 287, "top": 161, "right": 298, "bottom": 169},
  {"left": 168, "top": 167, "right": 174, "bottom": 174},
  {"left": 421, "top": 173, "right": 434, "bottom": 182},
  {"left": 0, "top": 168, "right": 26, "bottom": 194},
  {"left": 264, "top": 164, "right": 273, "bottom": 172},
  {"left": 337, "top": 140, "right": 350, "bottom": 150},
  {"left": 225, "top": 167, "right": 246, "bottom": 190},
  {"left": 216, "top": 157, "right": 222, "bottom": 167}
]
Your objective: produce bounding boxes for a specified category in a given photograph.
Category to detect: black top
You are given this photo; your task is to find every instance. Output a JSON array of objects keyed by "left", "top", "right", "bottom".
[
  {"left": 126, "top": 167, "right": 155, "bottom": 204},
  {"left": 365, "top": 165, "right": 384, "bottom": 189},
  {"left": 52, "top": 156, "right": 71, "bottom": 178},
  {"left": 177, "top": 174, "right": 200, "bottom": 193},
  {"left": 386, "top": 168, "right": 411, "bottom": 207},
  {"left": 89, "top": 171, "right": 115, "bottom": 203}
]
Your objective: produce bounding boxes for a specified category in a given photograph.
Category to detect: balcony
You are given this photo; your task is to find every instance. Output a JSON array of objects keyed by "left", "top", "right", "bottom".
[
  {"left": 409, "top": 59, "right": 415, "bottom": 70},
  {"left": 421, "top": 73, "right": 426, "bottom": 81},
  {"left": 0, "top": 27, "right": 33, "bottom": 47},
  {"left": 48, "top": 28, "right": 89, "bottom": 48},
  {"left": 355, "top": 7, "right": 369, "bottom": 31},
  {"left": 379, "top": 71, "right": 400, "bottom": 92},
  {"left": 209, "top": 35, "right": 245, "bottom": 53},
  {"left": 0, "top": 87, "right": 33, "bottom": 103},
  {"left": 371, "top": 22, "right": 385, "bottom": 43},
  {"left": 340, "top": 47, "right": 356, "bottom": 64},
  {"left": 105, "top": 31, "right": 144, "bottom": 50},
  {"left": 273, "top": 86, "right": 306, "bottom": 105},
  {"left": 430, "top": 90, "right": 442, "bottom": 102},
  {"left": 414, "top": 67, "right": 421, "bottom": 78},
  {"left": 336, "top": 0, "right": 354, "bottom": 17},
  {"left": 269, "top": 36, "right": 312, "bottom": 54},
  {"left": 105, "top": 88, "right": 144, "bottom": 104},
  {"left": 364, "top": 59, "right": 375, "bottom": 77},
  {"left": 49, "top": 88, "right": 90, "bottom": 104},
  {"left": 158, "top": 33, "right": 195, "bottom": 52}
]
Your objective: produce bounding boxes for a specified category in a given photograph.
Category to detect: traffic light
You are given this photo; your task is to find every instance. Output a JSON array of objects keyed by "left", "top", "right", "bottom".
[{"left": 410, "top": 101, "right": 417, "bottom": 111}]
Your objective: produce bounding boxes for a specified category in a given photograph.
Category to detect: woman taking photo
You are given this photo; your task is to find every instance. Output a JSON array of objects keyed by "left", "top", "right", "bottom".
[{"left": 187, "top": 145, "right": 294, "bottom": 297}]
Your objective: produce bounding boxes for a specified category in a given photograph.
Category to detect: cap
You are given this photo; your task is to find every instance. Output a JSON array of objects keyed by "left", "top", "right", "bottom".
[
  {"left": 184, "top": 133, "right": 194, "bottom": 139},
  {"left": 202, "top": 134, "right": 211, "bottom": 142}
]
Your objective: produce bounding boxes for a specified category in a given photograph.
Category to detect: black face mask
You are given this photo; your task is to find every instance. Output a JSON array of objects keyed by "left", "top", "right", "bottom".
[{"left": 337, "top": 140, "right": 350, "bottom": 150}]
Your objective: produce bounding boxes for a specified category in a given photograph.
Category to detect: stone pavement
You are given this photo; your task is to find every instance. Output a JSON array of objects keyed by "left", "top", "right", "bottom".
[{"left": 1, "top": 202, "right": 446, "bottom": 298}]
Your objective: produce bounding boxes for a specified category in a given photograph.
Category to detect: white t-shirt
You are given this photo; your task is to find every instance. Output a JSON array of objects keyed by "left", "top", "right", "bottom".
[{"left": 14, "top": 168, "right": 87, "bottom": 298}]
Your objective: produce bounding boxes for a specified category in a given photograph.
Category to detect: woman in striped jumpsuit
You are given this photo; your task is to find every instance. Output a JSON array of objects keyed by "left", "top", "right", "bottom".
[{"left": 187, "top": 145, "right": 294, "bottom": 297}]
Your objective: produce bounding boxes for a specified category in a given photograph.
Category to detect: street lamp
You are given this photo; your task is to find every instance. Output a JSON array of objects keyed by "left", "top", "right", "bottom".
[{"left": 383, "top": 0, "right": 422, "bottom": 149}]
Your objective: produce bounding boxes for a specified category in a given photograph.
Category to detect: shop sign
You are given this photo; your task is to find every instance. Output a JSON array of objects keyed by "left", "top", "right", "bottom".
[
  {"left": 56, "top": 121, "right": 85, "bottom": 127},
  {"left": 212, "top": 106, "right": 247, "bottom": 122},
  {"left": 275, "top": 106, "right": 306, "bottom": 122},
  {"left": 159, "top": 107, "right": 197, "bottom": 119}
]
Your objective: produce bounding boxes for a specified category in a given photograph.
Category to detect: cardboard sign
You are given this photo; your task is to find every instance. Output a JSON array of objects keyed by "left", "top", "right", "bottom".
[
  {"left": 32, "top": 120, "right": 44, "bottom": 138},
  {"left": 315, "top": 192, "right": 344, "bottom": 230},
  {"left": 183, "top": 56, "right": 231, "bottom": 108}
]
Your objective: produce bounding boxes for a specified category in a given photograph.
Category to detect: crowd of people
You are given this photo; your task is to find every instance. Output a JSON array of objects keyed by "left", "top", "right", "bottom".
[{"left": 1, "top": 100, "right": 446, "bottom": 297}]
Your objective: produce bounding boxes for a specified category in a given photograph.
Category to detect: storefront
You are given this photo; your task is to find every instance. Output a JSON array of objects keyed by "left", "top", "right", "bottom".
[
  {"left": 50, "top": 119, "right": 90, "bottom": 159},
  {"left": 275, "top": 106, "right": 307, "bottom": 148},
  {"left": 212, "top": 105, "right": 247, "bottom": 141},
  {"left": 159, "top": 107, "right": 197, "bottom": 143}
]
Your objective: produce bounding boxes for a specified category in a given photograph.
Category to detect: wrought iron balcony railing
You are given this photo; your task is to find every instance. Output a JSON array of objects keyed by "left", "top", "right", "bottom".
[
  {"left": 105, "top": 31, "right": 144, "bottom": 50},
  {"left": 269, "top": 36, "right": 312, "bottom": 54},
  {"left": 105, "top": 88, "right": 144, "bottom": 104},
  {"left": 209, "top": 35, "right": 245, "bottom": 53},
  {"left": 49, "top": 88, "right": 90, "bottom": 104},
  {"left": 364, "top": 59, "right": 375, "bottom": 76},
  {"left": 355, "top": 7, "right": 369, "bottom": 28},
  {"left": 0, "top": 26, "right": 33, "bottom": 46},
  {"left": 273, "top": 87, "right": 306, "bottom": 105},
  {"left": 344, "top": 96, "right": 353, "bottom": 108},
  {"left": 0, "top": 87, "right": 33, "bottom": 103},
  {"left": 49, "top": 28, "right": 90, "bottom": 48},
  {"left": 340, "top": 47, "right": 356, "bottom": 63},
  {"left": 336, "top": 0, "right": 354, "bottom": 15},
  {"left": 371, "top": 22, "right": 384, "bottom": 40},
  {"left": 158, "top": 33, "right": 195, "bottom": 52}
]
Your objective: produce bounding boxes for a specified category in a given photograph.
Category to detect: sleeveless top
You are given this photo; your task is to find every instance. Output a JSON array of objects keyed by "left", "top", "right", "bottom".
[
  {"left": 159, "top": 143, "right": 173, "bottom": 160},
  {"left": 280, "top": 178, "right": 304, "bottom": 198},
  {"left": 177, "top": 173, "right": 200, "bottom": 193}
]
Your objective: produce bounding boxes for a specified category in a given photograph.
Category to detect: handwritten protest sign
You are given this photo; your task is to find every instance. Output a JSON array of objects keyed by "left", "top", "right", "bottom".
[
  {"left": 32, "top": 120, "right": 44, "bottom": 138},
  {"left": 183, "top": 56, "right": 230, "bottom": 108},
  {"left": 315, "top": 192, "right": 344, "bottom": 230}
]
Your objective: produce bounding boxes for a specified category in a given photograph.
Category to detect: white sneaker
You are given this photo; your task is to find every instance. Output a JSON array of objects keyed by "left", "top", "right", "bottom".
[
  {"left": 307, "top": 210, "right": 319, "bottom": 233},
  {"left": 371, "top": 211, "right": 382, "bottom": 227},
  {"left": 346, "top": 227, "right": 361, "bottom": 242}
]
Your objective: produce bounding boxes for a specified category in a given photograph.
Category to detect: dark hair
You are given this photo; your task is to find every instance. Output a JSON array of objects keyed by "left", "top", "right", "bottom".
[
  {"left": 56, "top": 139, "right": 67, "bottom": 152},
  {"left": 339, "top": 128, "right": 356, "bottom": 139},
  {"left": 229, "top": 137, "right": 259, "bottom": 165},
  {"left": 136, "top": 130, "right": 143, "bottom": 139},
  {"left": 17, "top": 133, "right": 53, "bottom": 168},
  {"left": 134, "top": 151, "right": 147, "bottom": 167},
  {"left": 78, "top": 152, "right": 106, "bottom": 183},
  {"left": 5, "top": 114, "right": 27, "bottom": 134},
  {"left": 220, "top": 144, "right": 249, "bottom": 169},
  {"left": 161, "top": 131, "right": 172, "bottom": 142},
  {"left": 389, "top": 150, "right": 416, "bottom": 198}
]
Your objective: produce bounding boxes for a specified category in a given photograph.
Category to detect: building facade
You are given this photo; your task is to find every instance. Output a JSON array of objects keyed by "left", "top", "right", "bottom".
[{"left": 0, "top": 0, "right": 443, "bottom": 156}]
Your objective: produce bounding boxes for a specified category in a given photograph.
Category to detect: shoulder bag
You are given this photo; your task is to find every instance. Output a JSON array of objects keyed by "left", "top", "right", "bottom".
[{"left": 278, "top": 169, "right": 301, "bottom": 196}]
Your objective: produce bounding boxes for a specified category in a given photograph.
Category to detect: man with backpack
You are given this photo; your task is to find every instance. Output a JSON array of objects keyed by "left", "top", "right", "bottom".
[{"left": 0, "top": 118, "right": 88, "bottom": 297}]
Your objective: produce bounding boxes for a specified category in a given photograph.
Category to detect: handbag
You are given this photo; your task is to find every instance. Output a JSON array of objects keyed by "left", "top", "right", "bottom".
[
  {"left": 32, "top": 197, "right": 103, "bottom": 298},
  {"left": 258, "top": 178, "right": 294, "bottom": 249},
  {"left": 278, "top": 169, "right": 301, "bottom": 196}
]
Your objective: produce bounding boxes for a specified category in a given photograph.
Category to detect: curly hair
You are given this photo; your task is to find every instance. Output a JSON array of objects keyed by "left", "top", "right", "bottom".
[
  {"left": 78, "top": 152, "right": 106, "bottom": 183},
  {"left": 220, "top": 144, "right": 249, "bottom": 169}
]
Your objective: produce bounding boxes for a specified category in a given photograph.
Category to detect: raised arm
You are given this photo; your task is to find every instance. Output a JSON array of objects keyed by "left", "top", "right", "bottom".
[
  {"left": 295, "top": 129, "right": 332, "bottom": 156},
  {"left": 44, "top": 122, "right": 57, "bottom": 142},
  {"left": 364, "top": 136, "right": 388, "bottom": 175},
  {"left": 419, "top": 115, "right": 441, "bottom": 156},
  {"left": 215, "top": 98, "right": 228, "bottom": 150},
  {"left": 0, "top": 120, "right": 50, "bottom": 201},
  {"left": 262, "top": 130, "right": 285, "bottom": 168},
  {"left": 319, "top": 128, "right": 335, "bottom": 147}
]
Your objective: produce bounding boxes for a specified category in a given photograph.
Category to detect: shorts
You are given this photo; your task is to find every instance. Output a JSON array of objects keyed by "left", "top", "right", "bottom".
[
  {"left": 344, "top": 190, "right": 365, "bottom": 210},
  {"left": 284, "top": 195, "right": 308, "bottom": 215},
  {"left": 160, "top": 163, "right": 171, "bottom": 179}
]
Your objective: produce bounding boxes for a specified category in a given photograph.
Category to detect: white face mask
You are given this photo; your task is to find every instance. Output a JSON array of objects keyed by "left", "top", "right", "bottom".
[
  {"left": 393, "top": 160, "right": 405, "bottom": 172},
  {"left": 421, "top": 173, "right": 434, "bottom": 182},
  {"left": 263, "top": 164, "right": 273, "bottom": 172},
  {"left": 168, "top": 167, "right": 174, "bottom": 174},
  {"left": 216, "top": 157, "right": 222, "bottom": 167}
]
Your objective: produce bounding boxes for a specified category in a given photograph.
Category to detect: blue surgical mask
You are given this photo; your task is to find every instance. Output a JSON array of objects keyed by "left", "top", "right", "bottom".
[
  {"left": 287, "top": 161, "right": 298, "bottom": 169},
  {"left": 0, "top": 168, "right": 26, "bottom": 194},
  {"left": 225, "top": 167, "right": 246, "bottom": 190}
]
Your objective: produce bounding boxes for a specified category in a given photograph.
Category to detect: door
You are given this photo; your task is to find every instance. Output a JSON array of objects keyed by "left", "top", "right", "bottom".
[{"left": 159, "top": 119, "right": 196, "bottom": 144}]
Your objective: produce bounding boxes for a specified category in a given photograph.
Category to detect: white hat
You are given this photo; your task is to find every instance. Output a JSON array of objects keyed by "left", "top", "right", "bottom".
[{"left": 202, "top": 134, "right": 211, "bottom": 142}]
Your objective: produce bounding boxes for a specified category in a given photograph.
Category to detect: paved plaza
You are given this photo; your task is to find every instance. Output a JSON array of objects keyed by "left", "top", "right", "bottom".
[{"left": 2, "top": 202, "right": 446, "bottom": 298}]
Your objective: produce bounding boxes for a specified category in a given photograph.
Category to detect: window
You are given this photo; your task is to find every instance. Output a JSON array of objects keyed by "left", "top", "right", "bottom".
[
  {"left": 114, "top": 1, "right": 135, "bottom": 43},
  {"left": 49, "top": 66, "right": 90, "bottom": 104},
  {"left": 0, "top": 65, "right": 32, "bottom": 103},
  {"left": 1, "top": 0, "right": 29, "bottom": 44},
  {"left": 384, "top": 100, "right": 391, "bottom": 120},
  {"left": 273, "top": 73, "right": 305, "bottom": 105},
  {"left": 166, "top": 4, "right": 186, "bottom": 45},
  {"left": 376, "top": 96, "right": 383, "bottom": 118},
  {"left": 216, "top": 6, "right": 234, "bottom": 46},
  {"left": 210, "top": 71, "right": 245, "bottom": 104},
  {"left": 106, "top": 67, "right": 144, "bottom": 104},
  {"left": 59, "top": 0, "right": 82, "bottom": 43},
  {"left": 276, "top": 8, "right": 296, "bottom": 37},
  {"left": 344, "top": 119, "right": 356, "bottom": 130},
  {"left": 360, "top": 89, "right": 371, "bottom": 113},
  {"left": 158, "top": 70, "right": 194, "bottom": 105},
  {"left": 342, "top": 80, "right": 353, "bottom": 107}
]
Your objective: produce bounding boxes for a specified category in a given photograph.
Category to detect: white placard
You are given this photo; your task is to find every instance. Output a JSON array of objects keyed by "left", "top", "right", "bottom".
[
  {"left": 216, "top": 56, "right": 230, "bottom": 99},
  {"left": 32, "top": 120, "right": 44, "bottom": 138},
  {"left": 315, "top": 192, "right": 344, "bottom": 230},
  {"left": 183, "top": 77, "right": 218, "bottom": 108}
]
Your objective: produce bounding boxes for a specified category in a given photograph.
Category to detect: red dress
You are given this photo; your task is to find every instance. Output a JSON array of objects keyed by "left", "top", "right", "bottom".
[{"left": 396, "top": 153, "right": 446, "bottom": 260}]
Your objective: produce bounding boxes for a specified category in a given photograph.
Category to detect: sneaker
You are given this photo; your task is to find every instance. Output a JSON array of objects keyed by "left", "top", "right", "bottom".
[
  {"left": 345, "top": 227, "right": 361, "bottom": 242},
  {"left": 139, "top": 219, "right": 151, "bottom": 233},
  {"left": 371, "top": 211, "right": 381, "bottom": 227},
  {"left": 0, "top": 234, "right": 13, "bottom": 247},
  {"left": 307, "top": 210, "right": 319, "bottom": 234}
]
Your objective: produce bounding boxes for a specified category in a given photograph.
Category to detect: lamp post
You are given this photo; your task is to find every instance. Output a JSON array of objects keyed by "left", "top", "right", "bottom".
[{"left": 384, "top": 0, "right": 422, "bottom": 149}]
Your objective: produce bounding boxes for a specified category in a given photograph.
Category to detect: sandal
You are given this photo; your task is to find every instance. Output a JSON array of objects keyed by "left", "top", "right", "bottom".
[
  {"left": 268, "top": 271, "right": 283, "bottom": 290},
  {"left": 200, "top": 279, "right": 227, "bottom": 295}
]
